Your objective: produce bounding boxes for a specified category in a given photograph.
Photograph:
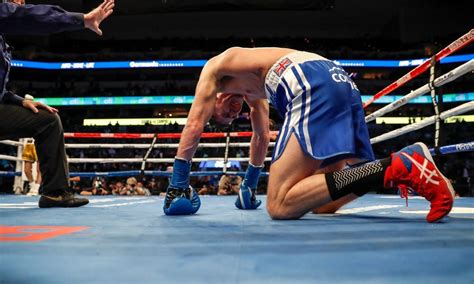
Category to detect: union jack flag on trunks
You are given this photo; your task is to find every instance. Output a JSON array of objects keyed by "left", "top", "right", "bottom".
[{"left": 273, "top": 57, "right": 293, "bottom": 77}]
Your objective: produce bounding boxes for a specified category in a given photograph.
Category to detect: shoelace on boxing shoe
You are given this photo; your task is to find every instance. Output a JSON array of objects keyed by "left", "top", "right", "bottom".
[
  {"left": 396, "top": 172, "right": 437, "bottom": 207},
  {"left": 397, "top": 184, "right": 414, "bottom": 207}
]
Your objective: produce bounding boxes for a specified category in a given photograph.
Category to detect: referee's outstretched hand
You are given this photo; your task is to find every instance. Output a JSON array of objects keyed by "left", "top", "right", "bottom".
[
  {"left": 84, "top": 0, "right": 115, "bottom": 36},
  {"left": 22, "top": 99, "right": 58, "bottom": 114}
]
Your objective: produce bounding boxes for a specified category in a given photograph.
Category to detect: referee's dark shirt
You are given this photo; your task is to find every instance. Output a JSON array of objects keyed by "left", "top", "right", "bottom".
[{"left": 0, "top": 3, "right": 84, "bottom": 105}]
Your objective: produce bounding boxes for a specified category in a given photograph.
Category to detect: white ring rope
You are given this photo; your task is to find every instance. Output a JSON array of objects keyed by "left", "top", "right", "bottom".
[
  {"left": 370, "top": 101, "right": 474, "bottom": 144},
  {"left": 67, "top": 157, "right": 273, "bottom": 163},
  {"left": 365, "top": 60, "right": 474, "bottom": 123},
  {"left": 0, "top": 140, "right": 23, "bottom": 147},
  {"left": 0, "top": 154, "right": 22, "bottom": 162}
]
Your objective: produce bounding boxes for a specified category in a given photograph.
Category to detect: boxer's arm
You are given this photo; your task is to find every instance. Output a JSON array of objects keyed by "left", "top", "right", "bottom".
[
  {"left": 248, "top": 99, "right": 270, "bottom": 167},
  {"left": 235, "top": 98, "right": 268, "bottom": 208},
  {"left": 176, "top": 58, "right": 221, "bottom": 161}
]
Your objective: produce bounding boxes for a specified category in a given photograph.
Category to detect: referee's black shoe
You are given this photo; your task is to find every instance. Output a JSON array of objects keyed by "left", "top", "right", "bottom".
[{"left": 39, "top": 191, "right": 89, "bottom": 208}]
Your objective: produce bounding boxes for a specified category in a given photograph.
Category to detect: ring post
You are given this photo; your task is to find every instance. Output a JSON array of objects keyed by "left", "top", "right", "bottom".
[
  {"left": 428, "top": 55, "right": 443, "bottom": 151},
  {"left": 13, "top": 138, "right": 24, "bottom": 194}
]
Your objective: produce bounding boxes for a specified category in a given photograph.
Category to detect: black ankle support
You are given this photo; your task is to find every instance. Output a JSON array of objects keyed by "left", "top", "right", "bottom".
[{"left": 325, "top": 157, "right": 391, "bottom": 200}]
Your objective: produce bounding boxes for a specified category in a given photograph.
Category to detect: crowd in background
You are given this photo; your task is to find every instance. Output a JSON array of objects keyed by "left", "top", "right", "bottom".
[{"left": 1, "top": 36, "right": 472, "bottom": 197}]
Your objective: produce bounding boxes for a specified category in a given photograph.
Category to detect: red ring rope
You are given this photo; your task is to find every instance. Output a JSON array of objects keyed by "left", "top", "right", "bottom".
[{"left": 64, "top": 131, "right": 280, "bottom": 139}]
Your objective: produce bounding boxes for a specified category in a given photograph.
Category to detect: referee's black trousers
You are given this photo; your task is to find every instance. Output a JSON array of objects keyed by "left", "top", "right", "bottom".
[{"left": 0, "top": 104, "right": 69, "bottom": 195}]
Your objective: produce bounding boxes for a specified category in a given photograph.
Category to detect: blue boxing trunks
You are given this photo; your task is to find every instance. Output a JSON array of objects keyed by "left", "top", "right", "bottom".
[{"left": 264, "top": 51, "right": 375, "bottom": 167}]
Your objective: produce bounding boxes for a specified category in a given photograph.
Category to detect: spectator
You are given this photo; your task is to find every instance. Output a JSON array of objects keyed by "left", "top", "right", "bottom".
[
  {"left": 136, "top": 181, "right": 151, "bottom": 196},
  {"left": 197, "top": 183, "right": 217, "bottom": 195},
  {"left": 147, "top": 178, "right": 161, "bottom": 195},
  {"left": 112, "top": 181, "right": 124, "bottom": 195},
  {"left": 123, "top": 177, "right": 147, "bottom": 196},
  {"left": 80, "top": 177, "right": 109, "bottom": 196},
  {"left": 21, "top": 138, "right": 41, "bottom": 196},
  {"left": 217, "top": 174, "right": 242, "bottom": 196},
  {"left": 69, "top": 176, "right": 83, "bottom": 194}
]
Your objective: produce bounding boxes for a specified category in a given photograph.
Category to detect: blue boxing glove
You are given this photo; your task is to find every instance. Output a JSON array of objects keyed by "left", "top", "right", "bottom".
[
  {"left": 164, "top": 185, "right": 201, "bottom": 215},
  {"left": 163, "top": 158, "right": 201, "bottom": 215},
  {"left": 235, "top": 163, "right": 263, "bottom": 210}
]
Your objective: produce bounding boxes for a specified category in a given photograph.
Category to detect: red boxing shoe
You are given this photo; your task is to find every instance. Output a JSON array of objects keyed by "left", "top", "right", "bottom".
[{"left": 384, "top": 142, "right": 455, "bottom": 223}]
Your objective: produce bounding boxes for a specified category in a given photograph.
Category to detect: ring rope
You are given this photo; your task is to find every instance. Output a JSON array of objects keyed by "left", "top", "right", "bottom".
[
  {"left": 370, "top": 101, "right": 474, "bottom": 144},
  {"left": 0, "top": 170, "right": 270, "bottom": 178},
  {"left": 1, "top": 142, "right": 471, "bottom": 178},
  {"left": 365, "top": 60, "right": 474, "bottom": 122},
  {"left": 4, "top": 134, "right": 473, "bottom": 165},
  {"left": 0, "top": 154, "right": 22, "bottom": 162},
  {"left": 63, "top": 131, "right": 279, "bottom": 139},
  {"left": 429, "top": 141, "right": 474, "bottom": 155},
  {"left": 70, "top": 171, "right": 271, "bottom": 178},
  {"left": 0, "top": 140, "right": 23, "bottom": 147},
  {"left": 63, "top": 142, "right": 276, "bottom": 149},
  {"left": 363, "top": 29, "right": 474, "bottom": 108},
  {"left": 67, "top": 157, "right": 273, "bottom": 164},
  {"left": 0, "top": 140, "right": 277, "bottom": 150}
]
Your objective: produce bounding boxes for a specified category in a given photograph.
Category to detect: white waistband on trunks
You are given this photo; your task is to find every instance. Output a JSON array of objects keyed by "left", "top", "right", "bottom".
[{"left": 264, "top": 51, "right": 329, "bottom": 98}]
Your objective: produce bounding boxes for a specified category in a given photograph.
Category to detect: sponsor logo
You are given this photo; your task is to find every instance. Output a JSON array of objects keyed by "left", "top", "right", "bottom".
[
  {"left": 397, "top": 74, "right": 412, "bottom": 85},
  {"left": 401, "top": 152, "right": 439, "bottom": 185},
  {"left": 456, "top": 142, "right": 474, "bottom": 152},
  {"left": 436, "top": 71, "right": 454, "bottom": 83},
  {"left": 392, "top": 97, "right": 407, "bottom": 108},
  {"left": 61, "top": 62, "right": 95, "bottom": 69},
  {"left": 130, "top": 61, "right": 184, "bottom": 68},
  {"left": 130, "top": 61, "right": 159, "bottom": 68},
  {"left": 448, "top": 31, "right": 473, "bottom": 52},
  {"left": 399, "top": 59, "right": 425, "bottom": 67}
]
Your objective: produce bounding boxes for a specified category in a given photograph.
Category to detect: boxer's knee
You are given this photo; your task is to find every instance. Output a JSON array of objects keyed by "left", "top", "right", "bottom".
[
  {"left": 266, "top": 186, "right": 303, "bottom": 220},
  {"left": 266, "top": 200, "right": 280, "bottom": 219},
  {"left": 266, "top": 184, "right": 284, "bottom": 219},
  {"left": 267, "top": 202, "right": 302, "bottom": 220}
]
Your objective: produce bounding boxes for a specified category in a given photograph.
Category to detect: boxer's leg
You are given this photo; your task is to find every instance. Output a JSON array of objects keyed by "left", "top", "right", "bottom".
[{"left": 266, "top": 133, "right": 390, "bottom": 220}]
